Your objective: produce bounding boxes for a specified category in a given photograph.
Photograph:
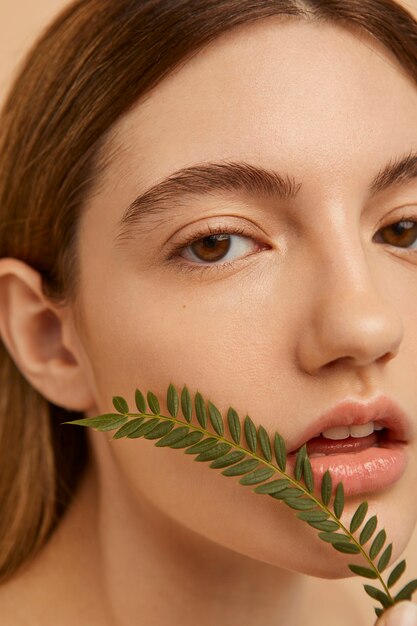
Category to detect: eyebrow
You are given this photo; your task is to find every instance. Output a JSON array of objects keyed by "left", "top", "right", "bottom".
[{"left": 114, "top": 150, "right": 417, "bottom": 245}]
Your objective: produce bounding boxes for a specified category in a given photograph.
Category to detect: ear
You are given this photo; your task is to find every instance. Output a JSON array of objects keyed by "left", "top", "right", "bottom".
[{"left": 0, "top": 257, "right": 97, "bottom": 412}]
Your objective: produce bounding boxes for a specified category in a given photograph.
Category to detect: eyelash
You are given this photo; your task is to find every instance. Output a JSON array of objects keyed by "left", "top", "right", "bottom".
[
  {"left": 165, "top": 215, "right": 417, "bottom": 275},
  {"left": 165, "top": 224, "right": 256, "bottom": 275}
]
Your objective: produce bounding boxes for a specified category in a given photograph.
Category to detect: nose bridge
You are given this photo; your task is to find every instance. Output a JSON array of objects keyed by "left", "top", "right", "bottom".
[
  {"left": 297, "top": 211, "right": 404, "bottom": 373},
  {"left": 313, "top": 214, "right": 369, "bottom": 293}
]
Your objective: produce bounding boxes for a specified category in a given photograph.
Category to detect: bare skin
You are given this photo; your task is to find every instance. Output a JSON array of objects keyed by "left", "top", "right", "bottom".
[{"left": 0, "top": 17, "right": 417, "bottom": 626}]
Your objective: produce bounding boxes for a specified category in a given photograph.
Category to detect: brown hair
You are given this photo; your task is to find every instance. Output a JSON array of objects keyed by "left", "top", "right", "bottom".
[{"left": 0, "top": 0, "right": 416, "bottom": 585}]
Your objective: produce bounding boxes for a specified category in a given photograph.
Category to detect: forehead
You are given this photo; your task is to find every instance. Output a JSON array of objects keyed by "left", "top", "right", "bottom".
[{"left": 96, "top": 17, "right": 417, "bottom": 198}]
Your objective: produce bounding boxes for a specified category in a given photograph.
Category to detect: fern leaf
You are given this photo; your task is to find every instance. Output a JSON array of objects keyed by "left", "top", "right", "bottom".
[
  {"left": 112, "top": 396, "right": 129, "bottom": 414},
  {"left": 147, "top": 391, "right": 160, "bottom": 415},
  {"left": 208, "top": 401, "right": 224, "bottom": 436},
  {"left": 135, "top": 389, "right": 146, "bottom": 413},
  {"left": 167, "top": 384, "right": 179, "bottom": 417},
  {"left": 195, "top": 392, "right": 207, "bottom": 428},
  {"left": 181, "top": 385, "right": 192, "bottom": 422},
  {"left": 244, "top": 415, "right": 257, "bottom": 452},
  {"left": 258, "top": 425, "right": 272, "bottom": 462},
  {"left": 359, "top": 515, "right": 378, "bottom": 545},
  {"left": 63, "top": 382, "right": 417, "bottom": 617},
  {"left": 227, "top": 407, "right": 241, "bottom": 444}
]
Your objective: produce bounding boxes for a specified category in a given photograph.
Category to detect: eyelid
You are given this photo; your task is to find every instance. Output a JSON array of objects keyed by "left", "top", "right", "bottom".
[
  {"left": 163, "top": 212, "right": 417, "bottom": 276},
  {"left": 163, "top": 221, "right": 268, "bottom": 276},
  {"left": 164, "top": 220, "right": 261, "bottom": 260}
]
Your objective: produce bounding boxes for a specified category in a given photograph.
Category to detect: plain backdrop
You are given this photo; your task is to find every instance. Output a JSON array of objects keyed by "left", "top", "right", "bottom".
[{"left": 1, "top": 0, "right": 417, "bottom": 105}]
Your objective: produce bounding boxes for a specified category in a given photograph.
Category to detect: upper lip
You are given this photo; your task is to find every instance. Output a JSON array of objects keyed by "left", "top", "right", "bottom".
[{"left": 286, "top": 395, "right": 413, "bottom": 455}]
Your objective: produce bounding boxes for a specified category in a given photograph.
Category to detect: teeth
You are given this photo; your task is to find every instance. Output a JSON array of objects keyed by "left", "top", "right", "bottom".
[
  {"left": 349, "top": 422, "right": 375, "bottom": 438},
  {"left": 321, "top": 421, "right": 382, "bottom": 440},
  {"left": 321, "top": 426, "right": 350, "bottom": 440}
]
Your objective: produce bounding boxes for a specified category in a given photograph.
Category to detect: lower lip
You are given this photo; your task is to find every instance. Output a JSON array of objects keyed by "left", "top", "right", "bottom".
[{"left": 286, "top": 440, "right": 408, "bottom": 497}]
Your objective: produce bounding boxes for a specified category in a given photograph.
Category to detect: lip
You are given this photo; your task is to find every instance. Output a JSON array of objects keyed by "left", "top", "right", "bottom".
[
  {"left": 284, "top": 395, "right": 413, "bottom": 497},
  {"left": 286, "top": 441, "right": 409, "bottom": 497},
  {"left": 286, "top": 395, "right": 413, "bottom": 455}
]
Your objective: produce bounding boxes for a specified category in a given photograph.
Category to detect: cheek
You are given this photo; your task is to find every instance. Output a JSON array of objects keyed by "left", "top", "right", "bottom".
[
  {"left": 102, "top": 429, "right": 349, "bottom": 576},
  {"left": 80, "top": 264, "right": 294, "bottom": 415},
  {"left": 94, "top": 425, "right": 417, "bottom": 579}
]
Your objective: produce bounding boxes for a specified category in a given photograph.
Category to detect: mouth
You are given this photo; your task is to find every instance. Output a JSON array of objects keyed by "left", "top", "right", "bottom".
[
  {"left": 284, "top": 397, "right": 413, "bottom": 497},
  {"left": 296, "top": 426, "right": 390, "bottom": 457},
  {"left": 286, "top": 432, "right": 408, "bottom": 497}
]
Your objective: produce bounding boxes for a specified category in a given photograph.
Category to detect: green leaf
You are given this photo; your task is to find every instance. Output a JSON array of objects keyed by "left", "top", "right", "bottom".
[
  {"left": 297, "top": 509, "right": 329, "bottom": 523},
  {"left": 144, "top": 421, "right": 175, "bottom": 440},
  {"left": 63, "top": 414, "right": 127, "bottom": 432},
  {"left": 239, "top": 467, "right": 275, "bottom": 486},
  {"left": 332, "top": 542, "right": 361, "bottom": 555},
  {"left": 254, "top": 479, "right": 290, "bottom": 494},
  {"left": 167, "top": 384, "right": 179, "bottom": 418},
  {"left": 209, "top": 450, "right": 246, "bottom": 469},
  {"left": 284, "top": 498, "right": 317, "bottom": 510},
  {"left": 184, "top": 437, "right": 218, "bottom": 455},
  {"left": 147, "top": 391, "right": 160, "bottom": 415},
  {"left": 387, "top": 560, "right": 406, "bottom": 589},
  {"left": 227, "top": 407, "right": 241, "bottom": 444},
  {"left": 374, "top": 608, "right": 384, "bottom": 618},
  {"left": 195, "top": 392, "right": 207, "bottom": 428},
  {"left": 128, "top": 418, "right": 160, "bottom": 438},
  {"left": 333, "top": 482, "right": 344, "bottom": 519},
  {"left": 170, "top": 431, "right": 203, "bottom": 449},
  {"left": 378, "top": 543, "right": 393, "bottom": 573},
  {"left": 349, "top": 501, "right": 368, "bottom": 534},
  {"left": 244, "top": 415, "right": 257, "bottom": 452},
  {"left": 274, "top": 432, "right": 286, "bottom": 471},
  {"left": 208, "top": 401, "right": 224, "bottom": 437},
  {"left": 194, "top": 442, "right": 232, "bottom": 462},
  {"left": 307, "top": 520, "right": 340, "bottom": 532},
  {"left": 181, "top": 385, "right": 192, "bottom": 422},
  {"left": 348, "top": 564, "right": 378, "bottom": 579},
  {"left": 112, "top": 396, "right": 129, "bottom": 414},
  {"left": 369, "top": 529, "right": 386, "bottom": 560},
  {"left": 258, "top": 425, "right": 272, "bottom": 461},
  {"left": 154, "top": 425, "right": 190, "bottom": 447},
  {"left": 394, "top": 579, "right": 417, "bottom": 602},
  {"left": 273, "top": 487, "right": 304, "bottom": 499},
  {"left": 221, "top": 458, "right": 259, "bottom": 477},
  {"left": 112, "top": 417, "right": 145, "bottom": 439},
  {"left": 303, "top": 456, "right": 314, "bottom": 493},
  {"left": 294, "top": 444, "right": 307, "bottom": 481},
  {"left": 135, "top": 389, "right": 146, "bottom": 413},
  {"left": 318, "top": 532, "right": 351, "bottom": 544},
  {"left": 359, "top": 515, "right": 377, "bottom": 545},
  {"left": 321, "top": 470, "right": 332, "bottom": 506},
  {"left": 363, "top": 585, "right": 393, "bottom": 608}
]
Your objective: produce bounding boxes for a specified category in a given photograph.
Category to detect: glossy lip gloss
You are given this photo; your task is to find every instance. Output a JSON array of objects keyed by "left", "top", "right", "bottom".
[{"left": 286, "top": 436, "right": 409, "bottom": 497}]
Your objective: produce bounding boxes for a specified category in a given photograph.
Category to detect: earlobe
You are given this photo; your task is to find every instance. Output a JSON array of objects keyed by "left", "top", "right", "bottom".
[{"left": 0, "top": 257, "right": 96, "bottom": 412}]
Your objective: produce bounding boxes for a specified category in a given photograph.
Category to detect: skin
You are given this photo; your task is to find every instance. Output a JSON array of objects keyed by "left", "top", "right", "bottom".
[{"left": 0, "top": 16, "right": 417, "bottom": 626}]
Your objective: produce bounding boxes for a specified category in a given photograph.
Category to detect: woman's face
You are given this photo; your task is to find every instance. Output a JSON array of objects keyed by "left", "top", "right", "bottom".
[{"left": 72, "top": 18, "right": 417, "bottom": 577}]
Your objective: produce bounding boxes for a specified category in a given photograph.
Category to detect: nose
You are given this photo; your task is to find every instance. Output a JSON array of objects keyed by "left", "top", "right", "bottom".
[{"left": 296, "top": 237, "right": 404, "bottom": 376}]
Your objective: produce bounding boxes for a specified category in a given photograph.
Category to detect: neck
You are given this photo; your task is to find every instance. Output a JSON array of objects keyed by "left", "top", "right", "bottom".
[
  {"left": 0, "top": 433, "right": 308, "bottom": 626},
  {"left": 87, "top": 430, "right": 307, "bottom": 626}
]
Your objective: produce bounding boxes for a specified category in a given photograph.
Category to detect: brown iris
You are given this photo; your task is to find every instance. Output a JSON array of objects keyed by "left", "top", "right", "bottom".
[
  {"left": 190, "top": 234, "right": 231, "bottom": 262},
  {"left": 377, "top": 220, "right": 417, "bottom": 248}
]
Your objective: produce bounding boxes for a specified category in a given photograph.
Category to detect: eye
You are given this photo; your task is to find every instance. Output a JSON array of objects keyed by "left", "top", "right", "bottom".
[
  {"left": 166, "top": 224, "right": 266, "bottom": 274},
  {"left": 374, "top": 215, "right": 417, "bottom": 251}
]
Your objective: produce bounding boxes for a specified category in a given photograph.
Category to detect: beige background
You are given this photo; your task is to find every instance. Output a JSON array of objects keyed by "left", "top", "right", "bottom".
[{"left": 1, "top": 0, "right": 417, "bottom": 104}]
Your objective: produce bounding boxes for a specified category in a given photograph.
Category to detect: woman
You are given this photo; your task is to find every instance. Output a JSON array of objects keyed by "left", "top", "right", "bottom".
[{"left": 0, "top": 0, "right": 417, "bottom": 624}]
